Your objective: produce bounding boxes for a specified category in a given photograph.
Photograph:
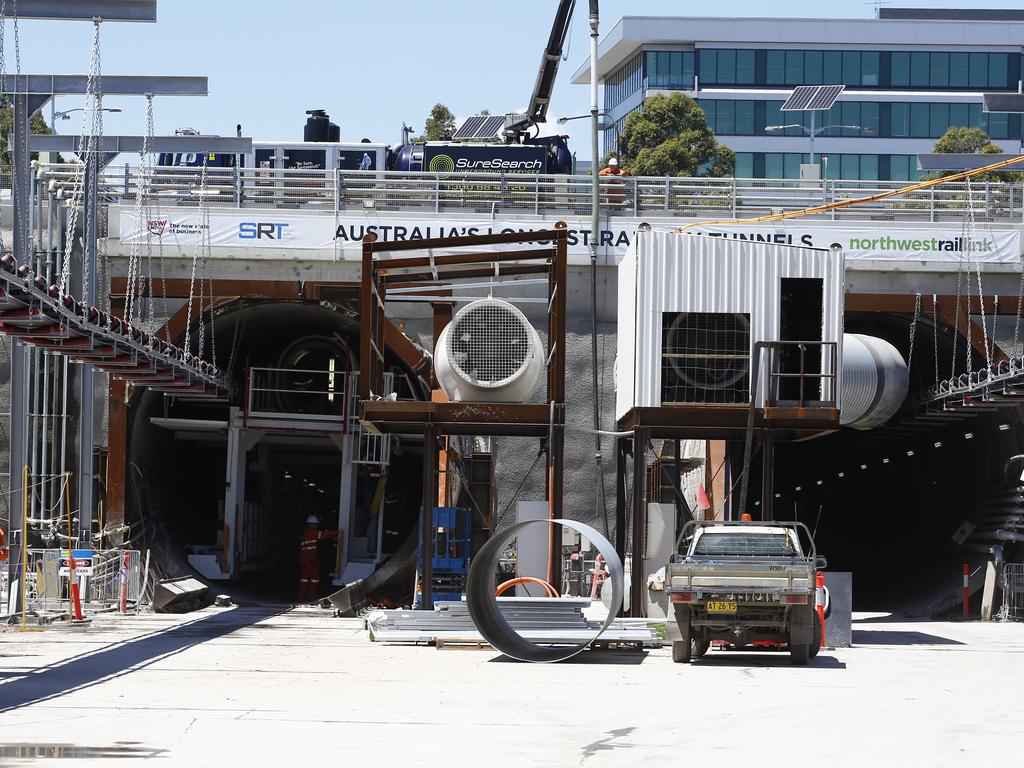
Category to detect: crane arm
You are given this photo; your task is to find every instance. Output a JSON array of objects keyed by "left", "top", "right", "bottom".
[{"left": 527, "top": 0, "right": 577, "bottom": 124}]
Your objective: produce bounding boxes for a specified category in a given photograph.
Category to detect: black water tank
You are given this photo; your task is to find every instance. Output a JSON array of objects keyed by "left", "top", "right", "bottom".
[{"left": 304, "top": 109, "right": 339, "bottom": 142}]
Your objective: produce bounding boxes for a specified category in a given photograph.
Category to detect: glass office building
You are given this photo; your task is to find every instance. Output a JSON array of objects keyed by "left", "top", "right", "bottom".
[{"left": 573, "top": 14, "right": 1024, "bottom": 180}]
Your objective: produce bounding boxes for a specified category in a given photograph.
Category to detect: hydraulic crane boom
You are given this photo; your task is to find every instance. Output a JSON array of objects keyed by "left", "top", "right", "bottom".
[{"left": 504, "top": 0, "right": 577, "bottom": 140}]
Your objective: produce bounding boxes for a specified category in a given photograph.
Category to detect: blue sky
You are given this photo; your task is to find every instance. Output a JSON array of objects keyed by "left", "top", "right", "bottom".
[{"left": 9, "top": 0, "right": 1024, "bottom": 154}]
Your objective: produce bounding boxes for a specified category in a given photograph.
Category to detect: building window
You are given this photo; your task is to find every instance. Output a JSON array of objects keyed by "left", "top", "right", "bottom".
[
  {"left": 910, "top": 52, "right": 930, "bottom": 87},
  {"left": 891, "top": 52, "right": 910, "bottom": 86},
  {"left": 766, "top": 50, "right": 785, "bottom": 85},
  {"left": 931, "top": 52, "right": 950, "bottom": 88},
  {"left": 862, "top": 52, "right": 880, "bottom": 86},
  {"left": 805, "top": 50, "right": 823, "bottom": 85},
  {"left": 735, "top": 152, "right": 754, "bottom": 178},
  {"left": 786, "top": 50, "right": 804, "bottom": 85}
]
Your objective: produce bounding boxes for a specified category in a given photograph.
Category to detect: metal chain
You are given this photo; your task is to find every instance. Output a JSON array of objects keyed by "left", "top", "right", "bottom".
[
  {"left": 992, "top": 294, "right": 999, "bottom": 364},
  {"left": 952, "top": 245, "right": 963, "bottom": 377},
  {"left": 1015, "top": 250, "right": 1024, "bottom": 359},
  {"left": 126, "top": 95, "right": 155, "bottom": 327},
  {"left": 0, "top": 0, "right": 7, "bottom": 257},
  {"left": 966, "top": 179, "right": 992, "bottom": 372},
  {"left": 60, "top": 20, "right": 102, "bottom": 296},
  {"left": 908, "top": 292, "right": 921, "bottom": 376},
  {"left": 183, "top": 162, "right": 208, "bottom": 355},
  {"left": 143, "top": 95, "right": 156, "bottom": 325},
  {"left": 932, "top": 293, "right": 939, "bottom": 387}
]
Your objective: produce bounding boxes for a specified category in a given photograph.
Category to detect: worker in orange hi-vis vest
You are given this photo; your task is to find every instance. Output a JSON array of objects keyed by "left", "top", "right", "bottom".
[
  {"left": 297, "top": 515, "right": 337, "bottom": 602},
  {"left": 599, "top": 157, "right": 630, "bottom": 209}
]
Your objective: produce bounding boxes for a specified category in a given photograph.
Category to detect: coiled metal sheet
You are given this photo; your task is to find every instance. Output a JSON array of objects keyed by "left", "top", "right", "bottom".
[{"left": 466, "top": 519, "right": 624, "bottom": 663}]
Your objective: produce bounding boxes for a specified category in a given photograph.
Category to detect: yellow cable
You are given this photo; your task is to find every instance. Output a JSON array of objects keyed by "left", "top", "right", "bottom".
[{"left": 676, "top": 154, "right": 1024, "bottom": 232}]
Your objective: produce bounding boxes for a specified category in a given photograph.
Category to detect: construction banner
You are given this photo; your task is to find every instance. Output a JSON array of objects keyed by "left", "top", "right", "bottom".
[{"left": 117, "top": 209, "right": 1022, "bottom": 264}]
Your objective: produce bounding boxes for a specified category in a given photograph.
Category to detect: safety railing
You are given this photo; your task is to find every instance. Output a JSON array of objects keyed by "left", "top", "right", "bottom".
[
  {"left": 758, "top": 340, "right": 839, "bottom": 409},
  {"left": 23, "top": 163, "right": 1024, "bottom": 223},
  {"left": 1001, "top": 562, "right": 1024, "bottom": 621},
  {"left": 247, "top": 366, "right": 350, "bottom": 423},
  {"left": 1, "top": 548, "right": 142, "bottom": 616}
]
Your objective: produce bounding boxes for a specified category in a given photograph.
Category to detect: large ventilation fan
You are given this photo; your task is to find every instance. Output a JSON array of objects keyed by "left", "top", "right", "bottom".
[
  {"left": 434, "top": 298, "right": 543, "bottom": 403},
  {"left": 662, "top": 312, "right": 752, "bottom": 404}
]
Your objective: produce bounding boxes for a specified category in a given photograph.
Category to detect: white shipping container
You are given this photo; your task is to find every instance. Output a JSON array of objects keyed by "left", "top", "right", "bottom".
[{"left": 616, "top": 230, "right": 844, "bottom": 421}]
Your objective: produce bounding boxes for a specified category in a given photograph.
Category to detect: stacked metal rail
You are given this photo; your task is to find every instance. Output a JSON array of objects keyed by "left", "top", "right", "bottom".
[
  {"left": 366, "top": 598, "right": 659, "bottom": 648},
  {"left": 0, "top": 255, "right": 225, "bottom": 399}
]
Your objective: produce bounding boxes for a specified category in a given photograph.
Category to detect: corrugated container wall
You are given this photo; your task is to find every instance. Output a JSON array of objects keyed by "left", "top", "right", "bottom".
[{"left": 616, "top": 230, "right": 844, "bottom": 420}]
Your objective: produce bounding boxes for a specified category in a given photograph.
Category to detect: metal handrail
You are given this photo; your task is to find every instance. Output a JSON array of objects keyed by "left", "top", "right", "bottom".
[
  {"left": 756, "top": 340, "right": 839, "bottom": 409},
  {"left": 20, "top": 163, "right": 1023, "bottom": 223}
]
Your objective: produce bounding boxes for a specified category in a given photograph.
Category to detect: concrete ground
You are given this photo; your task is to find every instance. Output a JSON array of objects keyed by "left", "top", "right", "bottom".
[{"left": 0, "top": 607, "right": 1022, "bottom": 767}]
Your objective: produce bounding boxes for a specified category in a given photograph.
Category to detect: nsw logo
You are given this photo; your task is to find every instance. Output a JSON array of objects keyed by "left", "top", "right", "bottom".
[
  {"left": 239, "top": 222, "right": 289, "bottom": 240},
  {"left": 147, "top": 219, "right": 168, "bottom": 236}
]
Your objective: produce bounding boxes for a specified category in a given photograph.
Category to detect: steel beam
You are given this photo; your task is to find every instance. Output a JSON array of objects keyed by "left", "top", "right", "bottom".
[
  {"left": 3, "top": 1, "right": 157, "bottom": 21},
  {"left": 0, "top": 75, "right": 207, "bottom": 96},
  {"left": 28, "top": 134, "right": 252, "bottom": 154}
]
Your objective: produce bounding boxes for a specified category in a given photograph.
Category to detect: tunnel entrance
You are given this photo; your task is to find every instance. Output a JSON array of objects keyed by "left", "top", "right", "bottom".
[
  {"left": 125, "top": 299, "right": 425, "bottom": 602},
  {"left": 740, "top": 310, "right": 1024, "bottom": 611}
]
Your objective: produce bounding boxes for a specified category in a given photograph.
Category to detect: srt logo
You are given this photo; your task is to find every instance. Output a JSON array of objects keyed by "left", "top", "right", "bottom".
[{"left": 239, "top": 222, "right": 289, "bottom": 239}]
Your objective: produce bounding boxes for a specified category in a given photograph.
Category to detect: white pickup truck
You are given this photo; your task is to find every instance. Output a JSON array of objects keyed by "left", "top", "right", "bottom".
[{"left": 665, "top": 520, "right": 825, "bottom": 665}]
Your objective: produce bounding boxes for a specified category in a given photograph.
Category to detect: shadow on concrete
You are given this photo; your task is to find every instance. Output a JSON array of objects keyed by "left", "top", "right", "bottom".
[
  {"left": 852, "top": 629, "right": 965, "bottom": 646},
  {"left": 488, "top": 650, "right": 650, "bottom": 665},
  {"left": 0, "top": 607, "right": 282, "bottom": 713},
  {"left": 580, "top": 727, "right": 637, "bottom": 761},
  {"left": 694, "top": 652, "right": 847, "bottom": 669}
]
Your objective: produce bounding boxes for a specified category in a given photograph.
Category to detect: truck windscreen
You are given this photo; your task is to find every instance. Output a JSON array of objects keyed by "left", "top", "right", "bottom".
[{"left": 693, "top": 533, "right": 796, "bottom": 557}]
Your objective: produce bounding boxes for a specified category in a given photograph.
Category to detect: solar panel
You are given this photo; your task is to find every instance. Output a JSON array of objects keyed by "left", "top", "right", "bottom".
[
  {"left": 781, "top": 86, "right": 817, "bottom": 111},
  {"left": 983, "top": 93, "right": 1024, "bottom": 113},
  {"left": 781, "top": 84, "right": 845, "bottom": 112},
  {"left": 479, "top": 115, "right": 506, "bottom": 137},
  {"left": 454, "top": 115, "right": 488, "bottom": 139},
  {"left": 453, "top": 114, "right": 506, "bottom": 140}
]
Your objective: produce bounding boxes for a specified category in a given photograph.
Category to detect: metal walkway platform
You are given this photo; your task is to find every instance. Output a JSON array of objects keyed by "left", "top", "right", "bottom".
[{"left": 0, "top": 255, "right": 225, "bottom": 399}]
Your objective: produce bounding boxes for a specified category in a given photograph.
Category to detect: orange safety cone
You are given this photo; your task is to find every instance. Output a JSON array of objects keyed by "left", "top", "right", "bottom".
[
  {"left": 815, "top": 571, "right": 826, "bottom": 649},
  {"left": 119, "top": 551, "right": 130, "bottom": 614}
]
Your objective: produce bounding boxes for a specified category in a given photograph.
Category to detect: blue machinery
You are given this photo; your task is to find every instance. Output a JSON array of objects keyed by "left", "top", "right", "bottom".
[{"left": 415, "top": 507, "right": 472, "bottom": 606}]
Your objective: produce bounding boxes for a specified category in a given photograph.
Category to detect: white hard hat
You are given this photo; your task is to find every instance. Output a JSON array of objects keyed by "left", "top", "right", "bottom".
[
  {"left": 608, "top": 157, "right": 619, "bottom": 166},
  {"left": 306, "top": 515, "right": 320, "bottom": 525}
]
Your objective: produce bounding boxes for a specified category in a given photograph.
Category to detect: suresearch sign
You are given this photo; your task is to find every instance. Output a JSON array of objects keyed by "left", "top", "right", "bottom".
[{"left": 423, "top": 144, "right": 546, "bottom": 174}]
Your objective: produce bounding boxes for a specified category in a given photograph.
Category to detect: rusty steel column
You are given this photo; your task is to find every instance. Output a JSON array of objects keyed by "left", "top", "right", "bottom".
[
  {"left": 761, "top": 432, "right": 775, "bottom": 522},
  {"left": 615, "top": 437, "right": 628, "bottom": 563},
  {"left": 630, "top": 429, "right": 647, "bottom": 617},
  {"left": 420, "top": 425, "right": 438, "bottom": 610}
]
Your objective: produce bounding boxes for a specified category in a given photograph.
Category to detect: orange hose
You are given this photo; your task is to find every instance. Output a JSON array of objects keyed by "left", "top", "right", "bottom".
[
  {"left": 495, "top": 576, "right": 559, "bottom": 598},
  {"left": 676, "top": 153, "right": 1024, "bottom": 233}
]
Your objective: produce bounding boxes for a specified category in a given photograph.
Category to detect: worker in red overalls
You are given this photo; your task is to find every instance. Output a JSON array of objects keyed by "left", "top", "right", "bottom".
[{"left": 297, "top": 515, "right": 337, "bottom": 602}]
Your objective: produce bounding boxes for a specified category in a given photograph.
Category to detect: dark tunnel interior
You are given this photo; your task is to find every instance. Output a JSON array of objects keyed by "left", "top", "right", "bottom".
[
  {"left": 125, "top": 300, "right": 424, "bottom": 602},
  {"left": 741, "top": 310, "right": 1024, "bottom": 611}
]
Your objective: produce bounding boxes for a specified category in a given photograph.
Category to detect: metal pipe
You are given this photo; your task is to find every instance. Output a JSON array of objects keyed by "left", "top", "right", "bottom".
[
  {"left": 466, "top": 518, "right": 623, "bottom": 663},
  {"left": 588, "top": 0, "right": 608, "bottom": 538}
]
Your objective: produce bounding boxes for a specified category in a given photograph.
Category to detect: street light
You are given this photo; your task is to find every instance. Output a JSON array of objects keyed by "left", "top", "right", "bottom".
[
  {"left": 558, "top": 112, "right": 620, "bottom": 161},
  {"left": 52, "top": 107, "right": 122, "bottom": 121},
  {"left": 764, "top": 123, "right": 875, "bottom": 165}
]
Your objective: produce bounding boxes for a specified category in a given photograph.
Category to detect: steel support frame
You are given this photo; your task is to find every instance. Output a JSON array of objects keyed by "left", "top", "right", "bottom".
[
  {"left": 359, "top": 224, "right": 568, "bottom": 608},
  {"left": 0, "top": 1, "right": 157, "bottom": 21}
]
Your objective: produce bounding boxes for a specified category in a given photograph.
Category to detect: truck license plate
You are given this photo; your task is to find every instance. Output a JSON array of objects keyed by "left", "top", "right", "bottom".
[{"left": 707, "top": 601, "right": 737, "bottom": 614}]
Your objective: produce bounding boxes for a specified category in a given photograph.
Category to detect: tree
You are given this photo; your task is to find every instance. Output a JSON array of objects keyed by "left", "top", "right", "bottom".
[
  {"left": 617, "top": 93, "right": 734, "bottom": 177},
  {"left": 930, "top": 126, "right": 1022, "bottom": 182},
  {"left": 414, "top": 103, "right": 456, "bottom": 142},
  {"left": 0, "top": 105, "right": 53, "bottom": 165}
]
